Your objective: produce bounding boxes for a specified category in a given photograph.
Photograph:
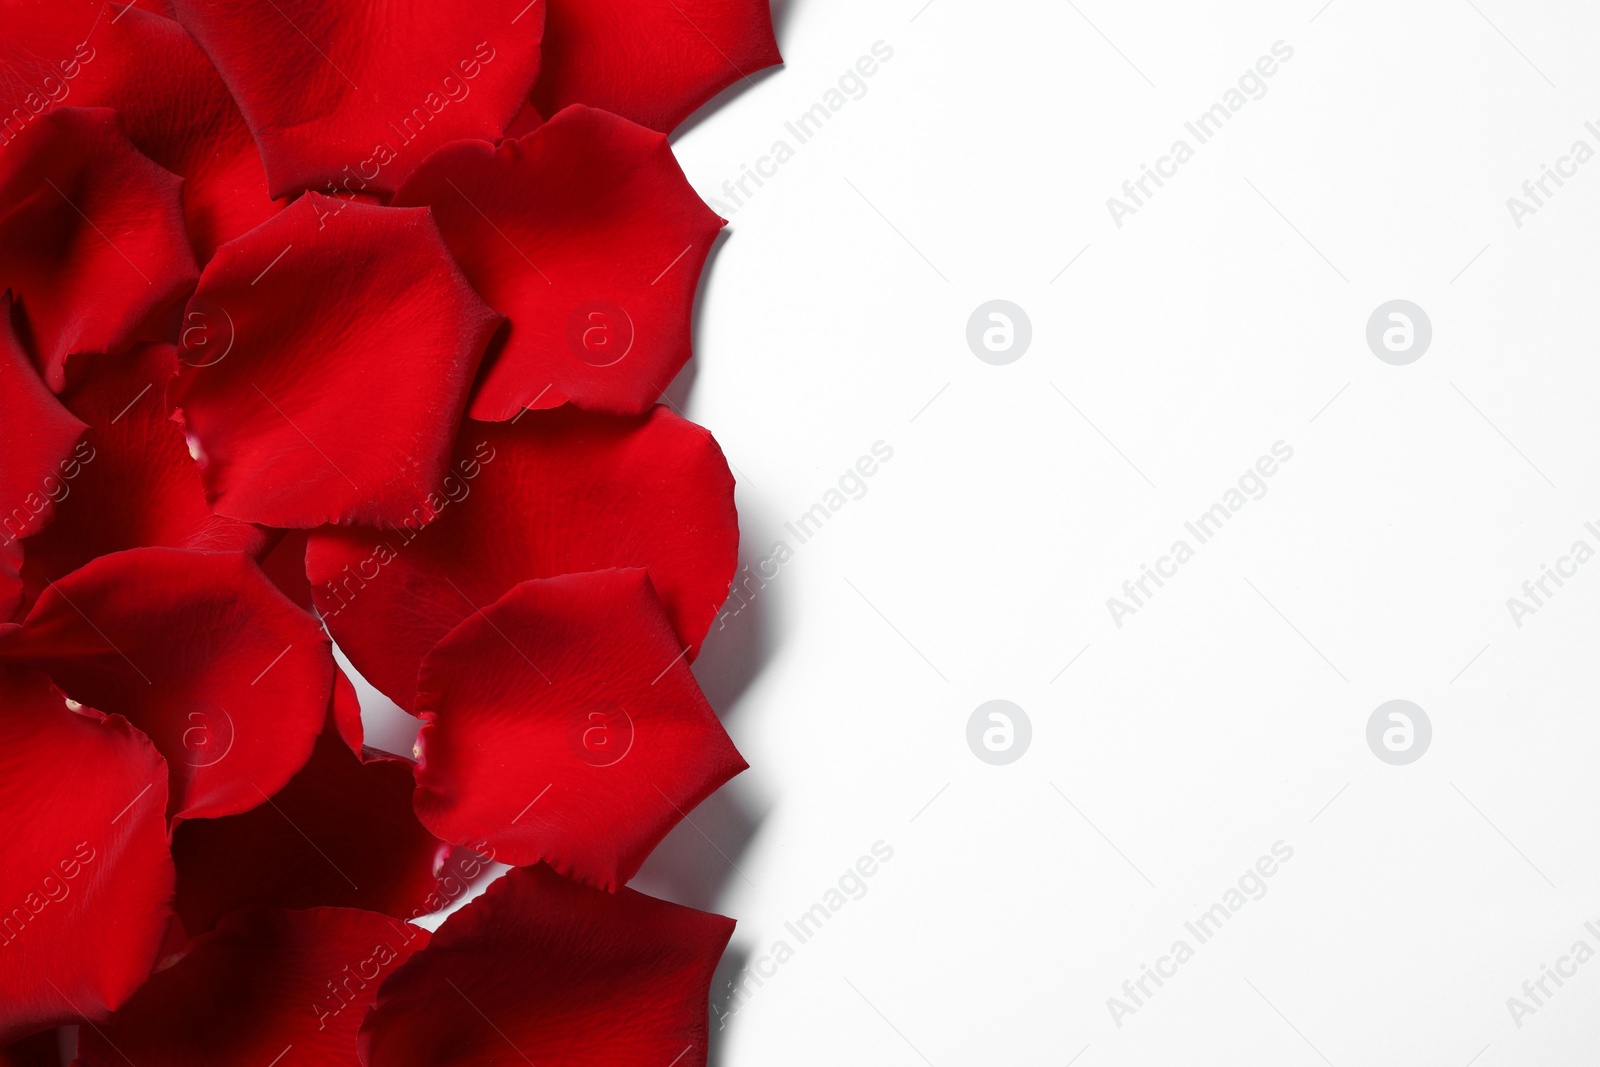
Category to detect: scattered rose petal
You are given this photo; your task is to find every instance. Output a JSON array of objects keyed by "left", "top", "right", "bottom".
[
  {"left": 532, "top": 0, "right": 781, "bottom": 133},
  {"left": 171, "top": 194, "right": 503, "bottom": 528},
  {"left": 2, "top": 547, "right": 333, "bottom": 820},
  {"left": 0, "top": 107, "right": 197, "bottom": 391},
  {"left": 170, "top": 0, "right": 546, "bottom": 197},
  {"left": 308, "top": 406, "right": 738, "bottom": 709},
  {"left": 360, "top": 864, "right": 732, "bottom": 1067},
  {"left": 415, "top": 569, "right": 745, "bottom": 889},
  {"left": 17, "top": 343, "right": 265, "bottom": 611},
  {"left": 396, "top": 105, "right": 724, "bottom": 418},
  {"left": 77, "top": 907, "right": 429, "bottom": 1066},
  {"left": 0, "top": 667, "right": 173, "bottom": 1044},
  {"left": 170, "top": 687, "right": 447, "bottom": 934}
]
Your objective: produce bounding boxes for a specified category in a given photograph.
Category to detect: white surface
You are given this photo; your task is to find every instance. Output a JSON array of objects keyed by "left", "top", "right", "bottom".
[{"left": 629, "top": 1, "right": 1600, "bottom": 1064}]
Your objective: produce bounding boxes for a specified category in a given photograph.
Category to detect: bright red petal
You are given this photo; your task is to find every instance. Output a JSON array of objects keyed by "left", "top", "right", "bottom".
[
  {"left": 360, "top": 865, "right": 732, "bottom": 1067},
  {"left": 17, "top": 343, "right": 265, "bottom": 609},
  {"left": 171, "top": 194, "right": 503, "bottom": 528},
  {"left": 415, "top": 569, "right": 744, "bottom": 889},
  {"left": 0, "top": 107, "right": 197, "bottom": 391},
  {"left": 171, "top": 699, "right": 448, "bottom": 935},
  {"left": 395, "top": 105, "right": 723, "bottom": 418},
  {"left": 532, "top": 0, "right": 781, "bottom": 133},
  {"left": 0, "top": 292, "right": 86, "bottom": 549},
  {"left": 0, "top": 667, "right": 173, "bottom": 1043},
  {"left": 77, "top": 907, "right": 430, "bottom": 1067},
  {"left": 3, "top": 547, "right": 333, "bottom": 820},
  {"left": 307, "top": 406, "right": 738, "bottom": 709},
  {"left": 170, "top": 0, "right": 546, "bottom": 198}
]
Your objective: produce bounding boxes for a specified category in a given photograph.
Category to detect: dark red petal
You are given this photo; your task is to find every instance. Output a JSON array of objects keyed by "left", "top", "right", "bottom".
[
  {"left": 170, "top": 0, "right": 546, "bottom": 198},
  {"left": 308, "top": 406, "right": 738, "bottom": 709},
  {"left": 170, "top": 697, "right": 448, "bottom": 935},
  {"left": 0, "top": 3, "right": 277, "bottom": 264},
  {"left": 3, "top": 547, "right": 333, "bottom": 820},
  {"left": 0, "top": 107, "right": 197, "bottom": 391},
  {"left": 415, "top": 569, "right": 744, "bottom": 889},
  {"left": 0, "top": 540, "right": 20, "bottom": 623},
  {"left": 0, "top": 292, "right": 86, "bottom": 547},
  {"left": 0, "top": 1030, "right": 59, "bottom": 1067},
  {"left": 78, "top": 907, "right": 429, "bottom": 1067},
  {"left": 17, "top": 343, "right": 265, "bottom": 608},
  {"left": 0, "top": 667, "right": 173, "bottom": 1044},
  {"left": 532, "top": 0, "right": 781, "bottom": 133},
  {"left": 256, "top": 528, "right": 314, "bottom": 612},
  {"left": 360, "top": 865, "right": 731, "bottom": 1067},
  {"left": 171, "top": 195, "right": 502, "bottom": 527},
  {"left": 395, "top": 106, "right": 723, "bottom": 418}
]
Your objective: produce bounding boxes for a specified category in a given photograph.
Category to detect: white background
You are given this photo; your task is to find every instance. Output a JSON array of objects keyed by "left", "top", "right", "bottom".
[{"left": 402, "top": 1, "right": 1600, "bottom": 1063}]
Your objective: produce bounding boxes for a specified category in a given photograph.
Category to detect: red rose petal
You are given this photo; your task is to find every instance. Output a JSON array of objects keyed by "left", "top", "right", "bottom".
[
  {"left": 0, "top": 667, "right": 173, "bottom": 1044},
  {"left": 0, "top": 107, "right": 197, "bottom": 391},
  {"left": 17, "top": 343, "right": 265, "bottom": 610},
  {"left": 415, "top": 569, "right": 745, "bottom": 889},
  {"left": 0, "top": 292, "right": 86, "bottom": 549},
  {"left": 77, "top": 907, "right": 430, "bottom": 1067},
  {"left": 170, "top": 0, "right": 546, "bottom": 198},
  {"left": 308, "top": 406, "right": 738, "bottom": 709},
  {"left": 67, "top": 5, "right": 281, "bottom": 262},
  {"left": 170, "top": 691, "right": 447, "bottom": 935},
  {"left": 0, "top": 3, "right": 280, "bottom": 264},
  {"left": 532, "top": 0, "right": 781, "bottom": 133},
  {"left": 171, "top": 194, "right": 503, "bottom": 528},
  {"left": 329, "top": 659, "right": 366, "bottom": 757},
  {"left": 395, "top": 105, "right": 724, "bottom": 418},
  {"left": 2, "top": 547, "right": 333, "bottom": 820},
  {"left": 360, "top": 865, "right": 732, "bottom": 1067}
]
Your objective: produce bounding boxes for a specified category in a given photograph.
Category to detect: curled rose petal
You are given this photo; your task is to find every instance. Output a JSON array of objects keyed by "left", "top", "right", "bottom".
[
  {"left": 532, "top": 0, "right": 781, "bottom": 133},
  {"left": 0, "top": 107, "right": 198, "bottom": 391},
  {"left": 17, "top": 343, "right": 265, "bottom": 610},
  {"left": 77, "top": 907, "right": 430, "bottom": 1067},
  {"left": 395, "top": 105, "right": 724, "bottom": 418},
  {"left": 1, "top": 547, "right": 333, "bottom": 820},
  {"left": 0, "top": 292, "right": 86, "bottom": 550},
  {"left": 169, "top": 676, "right": 453, "bottom": 934},
  {"left": 171, "top": 194, "right": 503, "bottom": 528},
  {"left": 0, "top": 2, "right": 282, "bottom": 263},
  {"left": 170, "top": 0, "right": 546, "bottom": 198},
  {"left": 360, "top": 864, "right": 732, "bottom": 1067},
  {"left": 308, "top": 406, "right": 738, "bottom": 709},
  {"left": 415, "top": 569, "right": 745, "bottom": 889},
  {"left": 0, "top": 667, "right": 174, "bottom": 1044}
]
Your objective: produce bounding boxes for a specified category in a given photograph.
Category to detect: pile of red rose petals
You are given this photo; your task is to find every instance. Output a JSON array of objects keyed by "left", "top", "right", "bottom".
[{"left": 0, "top": 1, "right": 779, "bottom": 1062}]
